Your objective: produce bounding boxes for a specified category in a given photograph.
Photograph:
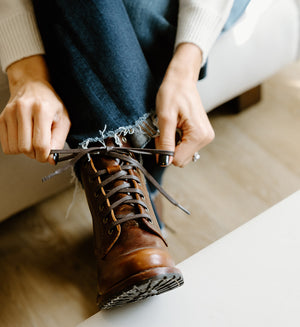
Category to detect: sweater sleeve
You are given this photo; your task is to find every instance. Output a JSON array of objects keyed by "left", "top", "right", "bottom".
[
  {"left": 0, "top": 0, "right": 44, "bottom": 72},
  {"left": 175, "top": 0, "right": 234, "bottom": 65}
]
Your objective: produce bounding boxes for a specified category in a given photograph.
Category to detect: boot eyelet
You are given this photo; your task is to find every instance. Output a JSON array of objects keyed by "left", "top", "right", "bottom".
[
  {"left": 94, "top": 192, "right": 99, "bottom": 198},
  {"left": 121, "top": 136, "right": 127, "bottom": 143},
  {"left": 103, "top": 217, "right": 108, "bottom": 224},
  {"left": 108, "top": 228, "right": 114, "bottom": 235},
  {"left": 99, "top": 204, "right": 104, "bottom": 211}
]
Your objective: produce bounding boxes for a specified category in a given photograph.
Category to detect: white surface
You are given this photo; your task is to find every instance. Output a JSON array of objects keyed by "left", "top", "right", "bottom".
[
  {"left": 77, "top": 191, "right": 300, "bottom": 327},
  {"left": 198, "top": 0, "right": 300, "bottom": 111}
]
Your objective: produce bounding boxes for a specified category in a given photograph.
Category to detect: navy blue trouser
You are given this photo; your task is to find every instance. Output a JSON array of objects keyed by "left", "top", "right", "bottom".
[{"left": 33, "top": 0, "right": 251, "bottom": 149}]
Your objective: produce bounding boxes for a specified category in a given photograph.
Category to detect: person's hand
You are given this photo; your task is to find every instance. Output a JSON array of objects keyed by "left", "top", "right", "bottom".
[
  {"left": 0, "top": 55, "right": 71, "bottom": 165},
  {"left": 155, "top": 43, "right": 215, "bottom": 167}
]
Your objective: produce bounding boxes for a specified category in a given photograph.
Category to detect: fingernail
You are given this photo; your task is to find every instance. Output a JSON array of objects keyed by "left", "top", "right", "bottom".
[{"left": 158, "top": 154, "right": 172, "bottom": 167}]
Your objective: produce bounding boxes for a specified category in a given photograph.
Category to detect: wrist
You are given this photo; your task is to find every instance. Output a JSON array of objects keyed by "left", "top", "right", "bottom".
[
  {"left": 167, "top": 43, "right": 203, "bottom": 82},
  {"left": 7, "top": 55, "right": 50, "bottom": 88}
]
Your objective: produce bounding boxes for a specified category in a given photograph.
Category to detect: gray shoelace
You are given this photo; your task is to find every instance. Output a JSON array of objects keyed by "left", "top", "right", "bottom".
[{"left": 43, "top": 146, "right": 190, "bottom": 215}]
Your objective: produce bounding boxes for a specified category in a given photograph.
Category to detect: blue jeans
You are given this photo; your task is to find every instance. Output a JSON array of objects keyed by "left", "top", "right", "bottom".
[
  {"left": 33, "top": 0, "right": 250, "bottom": 220},
  {"left": 33, "top": 0, "right": 177, "bottom": 150},
  {"left": 33, "top": 0, "right": 251, "bottom": 149}
]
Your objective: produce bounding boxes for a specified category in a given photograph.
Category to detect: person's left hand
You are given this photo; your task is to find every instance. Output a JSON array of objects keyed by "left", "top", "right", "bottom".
[{"left": 155, "top": 43, "right": 215, "bottom": 167}]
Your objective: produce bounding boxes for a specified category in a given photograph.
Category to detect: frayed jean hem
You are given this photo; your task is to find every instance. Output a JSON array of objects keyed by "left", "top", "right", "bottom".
[{"left": 79, "top": 112, "right": 159, "bottom": 149}]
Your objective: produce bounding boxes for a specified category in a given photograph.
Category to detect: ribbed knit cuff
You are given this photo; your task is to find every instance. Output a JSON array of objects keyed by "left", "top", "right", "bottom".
[
  {"left": 175, "top": 6, "right": 228, "bottom": 65},
  {"left": 0, "top": 11, "right": 45, "bottom": 72}
]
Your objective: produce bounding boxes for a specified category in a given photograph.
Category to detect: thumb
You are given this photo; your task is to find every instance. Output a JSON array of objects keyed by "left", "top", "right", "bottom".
[{"left": 155, "top": 114, "right": 177, "bottom": 167}]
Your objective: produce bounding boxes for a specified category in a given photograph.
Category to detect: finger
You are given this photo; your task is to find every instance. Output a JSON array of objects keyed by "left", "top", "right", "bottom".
[
  {"left": 16, "top": 105, "right": 35, "bottom": 159},
  {"left": 5, "top": 109, "right": 20, "bottom": 154},
  {"left": 32, "top": 105, "right": 52, "bottom": 163},
  {"left": 48, "top": 112, "right": 71, "bottom": 165},
  {"left": 173, "top": 138, "right": 198, "bottom": 167},
  {"left": 173, "top": 124, "right": 215, "bottom": 167},
  {"left": 0, "top": 116, "right": 9, "bottom": 154},
  {"left": 156, "top": 111, "right": 177, "bottom": 166},
  {"left": 172, "top": 125, "right": 200, "bottom": 167}
]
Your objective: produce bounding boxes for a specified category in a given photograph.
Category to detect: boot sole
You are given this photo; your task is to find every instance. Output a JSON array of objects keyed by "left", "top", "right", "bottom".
[{"left": 97, "top": 267, "right": 184, "bottom": 310}]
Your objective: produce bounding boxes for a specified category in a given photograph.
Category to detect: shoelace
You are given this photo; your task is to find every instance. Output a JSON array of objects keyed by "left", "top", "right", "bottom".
[
  {"left": 91, "top": 162, "right": 160, "bottom": 233},
  {"left": 43, "top": 146, "right": 190, "bottom": 216}
]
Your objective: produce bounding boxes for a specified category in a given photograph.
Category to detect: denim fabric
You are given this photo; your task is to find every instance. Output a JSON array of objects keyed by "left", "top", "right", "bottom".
[
  {"left": 124, "top": 0, "right": 178, "bottom": 86},
  {"left": 33, "top": 0, "right": 251, "bottom": 149},
  {"left": 33, "top": 0, "right": 251, "bottom": 206},
  {"left": 33, "top": 0, "right": 178, "bottom": 149}
]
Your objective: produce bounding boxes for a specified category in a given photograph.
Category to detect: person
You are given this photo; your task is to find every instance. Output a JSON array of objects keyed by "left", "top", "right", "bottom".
[{"left": 0, "top": 0, "right": 250, "bottom": 309}]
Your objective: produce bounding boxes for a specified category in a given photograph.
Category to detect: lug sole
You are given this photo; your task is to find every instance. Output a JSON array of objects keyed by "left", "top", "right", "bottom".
[{"left": 97, "top": 267, "right": 184, "bottom": 310}]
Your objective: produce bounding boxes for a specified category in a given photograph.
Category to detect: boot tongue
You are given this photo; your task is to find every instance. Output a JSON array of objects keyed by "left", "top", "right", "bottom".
[{"left": 90, "top": 154, "right": 120, "bottom": 171}]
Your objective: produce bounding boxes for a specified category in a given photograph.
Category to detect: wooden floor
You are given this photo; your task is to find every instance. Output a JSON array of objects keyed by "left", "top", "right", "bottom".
[{"left": 1, "top": 61, "right": 300, "bottom": 327}]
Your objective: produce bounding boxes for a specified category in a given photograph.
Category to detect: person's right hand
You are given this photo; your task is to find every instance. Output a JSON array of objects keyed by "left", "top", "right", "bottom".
[
  {"left": 155, "top": 43, "right": 215, "bottom": 167},
  {"left": 0, "top": 55, "right": 71, "bottom": 165}
]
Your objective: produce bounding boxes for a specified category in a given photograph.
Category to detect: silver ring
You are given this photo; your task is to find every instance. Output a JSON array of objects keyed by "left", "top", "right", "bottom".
[{"left": 192, "top": 151, "right": 201, "bottom": 162}]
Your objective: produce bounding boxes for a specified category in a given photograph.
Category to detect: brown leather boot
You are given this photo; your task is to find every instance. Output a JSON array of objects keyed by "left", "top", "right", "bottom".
[{"left": 78, "top": 138, "right": 183, "bottom": 309}]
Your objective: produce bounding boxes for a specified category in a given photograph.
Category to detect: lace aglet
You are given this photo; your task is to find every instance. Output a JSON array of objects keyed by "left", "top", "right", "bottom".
[
  {"left": 42, "top": 174, "right": 53, "bottom": 183},
  {"left": 177, "top": 204, "right": 191, "bottom": 215},
  {"left": 53, "top": 152, "right": 59, "bottom": 165},
  {"left": 42, "top": 166, "right": 70, "bottom": 183}
]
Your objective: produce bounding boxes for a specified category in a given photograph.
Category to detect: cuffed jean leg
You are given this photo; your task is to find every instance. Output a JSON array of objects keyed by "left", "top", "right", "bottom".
[{"left": 33, "top": 0, "right": 167, "bottom": 148}]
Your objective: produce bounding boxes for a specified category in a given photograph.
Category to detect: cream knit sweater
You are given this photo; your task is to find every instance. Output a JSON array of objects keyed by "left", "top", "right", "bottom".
[{"left": 0, "top": 0, "right": 233, "bottom": 74}]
